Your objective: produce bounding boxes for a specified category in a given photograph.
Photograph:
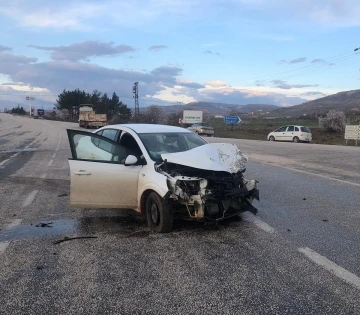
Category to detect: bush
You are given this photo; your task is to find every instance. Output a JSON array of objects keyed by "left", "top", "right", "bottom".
[{"left": 318, "top": 110, "right": 346, "bottom": 132}]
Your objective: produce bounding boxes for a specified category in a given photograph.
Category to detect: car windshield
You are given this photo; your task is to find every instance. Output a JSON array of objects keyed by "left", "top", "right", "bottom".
[
  {"left": 200, "top": 123, "right": 212, "bottom": 127},
  {"left": 138, "top": 132, "right": 207, "bottom": 161},
  {"left": 301, "top": 127, "right": 311, "bottom": 133}
]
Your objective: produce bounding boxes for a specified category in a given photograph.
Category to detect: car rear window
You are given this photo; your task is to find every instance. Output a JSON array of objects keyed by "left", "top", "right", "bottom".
[{"left": 301, "top": 127, "right": 311, "bottom": 133}]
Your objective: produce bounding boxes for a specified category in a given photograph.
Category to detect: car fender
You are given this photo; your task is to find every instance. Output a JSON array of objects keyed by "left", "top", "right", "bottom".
[{"left": 137, "top": 170, "right": 169, "bottom": 210}]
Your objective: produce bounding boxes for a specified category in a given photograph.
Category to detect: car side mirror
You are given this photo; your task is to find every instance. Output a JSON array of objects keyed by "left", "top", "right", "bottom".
[{"left": 124, "top": 155, "right": 138, "bottom": 166}]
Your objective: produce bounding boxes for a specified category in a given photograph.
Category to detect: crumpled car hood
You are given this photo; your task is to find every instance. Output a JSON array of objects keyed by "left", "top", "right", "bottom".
[{"left": 161, "top": 143, "right": 248, "bottom": 174}]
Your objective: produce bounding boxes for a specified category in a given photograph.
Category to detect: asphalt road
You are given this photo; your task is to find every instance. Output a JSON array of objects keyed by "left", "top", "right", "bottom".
[{"left": 1, "top": 113, "right": 360, "bottom": 315}]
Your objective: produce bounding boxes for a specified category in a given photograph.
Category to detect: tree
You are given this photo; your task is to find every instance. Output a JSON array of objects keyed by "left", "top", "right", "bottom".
[
  {"left": 56, "top": 89, "right": 91, "bottom": 110},
  {"left": 57, "top": 109, "right": 71, "bottom": 121},
  {"left": 11, "top": 105, "right": 26, "bottom": 115},
  {"left": 318, "top": 110, "right": 346, "bottom": 132},
  {"left": 166, "top": 110, "right": 183, "bottom": 126},
  {"left": 56, "top": 89, "right": 132, "bottom": 122},
  {"left": 142, "top": 105, "right": 165, "bottom": 124}
]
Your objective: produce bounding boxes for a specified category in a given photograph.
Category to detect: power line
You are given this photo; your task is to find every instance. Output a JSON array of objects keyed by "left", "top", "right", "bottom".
[{"left": 244, "top": 49, "right": 360, "bottom": 84}]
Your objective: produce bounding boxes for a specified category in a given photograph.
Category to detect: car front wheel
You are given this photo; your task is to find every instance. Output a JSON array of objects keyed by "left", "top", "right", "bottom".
[
  {"left": 269, "top": 136, "right": 275, "bottom": 141},
  {"left": 146, "top": 192, "right": 173, "bottom": 233}
]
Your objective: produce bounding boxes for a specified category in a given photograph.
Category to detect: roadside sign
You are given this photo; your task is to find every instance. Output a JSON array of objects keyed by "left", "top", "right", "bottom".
[
  {"left": 345, "top": 125, "right": 360, "bottom": 145},
  {"left": 179, "top": 118, "right": 183, "bottom": 124},
  {"left": 37, "top": 109, "right": 45, "bottom": 117},
  {"left": 182, "top": 110, "right": 203, "bottom": 124},
  {"left": 26, "top": 96, "right": 35, "bottom": 101},
  {"left": 224, "top": 116, "right": 241, "bottom": 124}
]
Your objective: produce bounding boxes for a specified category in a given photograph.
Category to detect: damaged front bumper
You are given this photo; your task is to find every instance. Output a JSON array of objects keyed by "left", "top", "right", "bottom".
[
  {"left": 156, "top": 142, "right": 260, "bottom": 221},
  {"left": 162, "top": 169, "right": 259, "bottom": 221}
]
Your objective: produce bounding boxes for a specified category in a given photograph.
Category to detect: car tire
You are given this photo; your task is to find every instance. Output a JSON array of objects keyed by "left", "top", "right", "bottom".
[
  {"left": 269, "top": 136, "right": 275, "bottom": 141},
  {"left": 146, "top": 192, "right": 173, "bottom": 233},
  {"left": 293, "top": 136, "right": 299, "bottom": 143}
]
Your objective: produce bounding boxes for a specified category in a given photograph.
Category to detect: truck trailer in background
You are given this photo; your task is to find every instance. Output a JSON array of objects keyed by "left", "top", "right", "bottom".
[
  {"left": 78, "top": 104, "right": 107, "bottom": 129},
  {"left": 33, "top": 108, "right": 45, "bottom": 119}
]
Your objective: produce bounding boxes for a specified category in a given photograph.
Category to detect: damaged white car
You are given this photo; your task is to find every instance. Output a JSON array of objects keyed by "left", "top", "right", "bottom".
[{"left": 67, "top": 124, "right": 259, "bottom": 233}]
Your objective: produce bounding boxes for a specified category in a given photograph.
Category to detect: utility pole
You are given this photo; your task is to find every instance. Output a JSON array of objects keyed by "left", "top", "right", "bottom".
[{"left": 133, "top": 82, "right": 139, "bottom": 121}]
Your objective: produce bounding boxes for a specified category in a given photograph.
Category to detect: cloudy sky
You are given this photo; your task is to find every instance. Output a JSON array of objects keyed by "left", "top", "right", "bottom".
[{"left": 0, "top": 0, "right": 360, "bottom": 111}]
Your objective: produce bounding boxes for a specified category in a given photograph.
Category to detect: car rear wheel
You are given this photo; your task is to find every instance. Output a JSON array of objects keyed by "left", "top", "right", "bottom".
[
  {"left": 146, "top": 192, "right": 173, "bottom": 233},
  {"left": 293, "top": 136, "right": 299, "bottom": 143},
  {"left": 269, "top": 136, "right": 275, "bottom": 141}
]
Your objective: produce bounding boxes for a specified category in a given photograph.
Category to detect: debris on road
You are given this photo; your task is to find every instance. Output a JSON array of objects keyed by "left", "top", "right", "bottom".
[
  {"left": 58, "top": 193, "right": 68, "bottom": 197},
  {"left": 35, "top": 222, "right": 53, "bottom": 228},
  {"left": 53, "top": 236, "right": 97, "bottom": 245},
  {"left": 322, "top": 219, "right": 329, "bottom": 222},
  {"left": 287, "top": 228, "right": 291, "bottom": 232},
  {"left": 36, "top": 265, "right": 44, "bottom": 270},
  {"left": 303, "top": 198, "right": 307, "bottom": 200}
]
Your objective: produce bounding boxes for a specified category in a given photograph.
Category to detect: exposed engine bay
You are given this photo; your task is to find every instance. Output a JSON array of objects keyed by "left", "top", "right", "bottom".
[{"left": 155, "top": 143, "right": 259, "bottom": 221}]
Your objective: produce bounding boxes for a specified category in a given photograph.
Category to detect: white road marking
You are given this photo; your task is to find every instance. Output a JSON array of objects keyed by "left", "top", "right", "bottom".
[
  {"left": 0, "top": 148, "right": 37, "bottom": 154},
  {"left": 47, "top": 159, "right": 54, "bottom": 167},
  {"left": 0, "top": 159, "right": 9, "bottom": 166},
  {"left": 258, "top": 161, "right": 360, "bottom": 188},
  {"left": 11, "top": 152, "right": 20, "bottom": 158},
  {"left": 51, "top": 152, "right": 57, "bottom": 159},
  {"left": 243, "top": 214, "right": 275, "bottom": 234},
  {"left": 298, "top": 247, "right": 360, "bottom": 290},
  {"left": 22, "top": 190, "right": 39, "bottom": 207},
  {"left": 55, "top": 135, "right": 62, "bottom": 151},
  {"left": 0, "top": 242, "right": 10, "bottom": 255},
  {"left": 6, "top": 219, "right": 22, "bottom": 229},
  {"left": 40, "top": 173, "right": 47, "bottom": 179}
]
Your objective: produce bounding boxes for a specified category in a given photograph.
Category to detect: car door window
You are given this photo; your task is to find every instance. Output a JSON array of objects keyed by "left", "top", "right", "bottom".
[
  {"left": 102, "top": 129, "right": 118, "bottom": 141},
  {"left": 68, "top": 130, "right": 128, "bottom": 163},
  {"left": 119, "top": 133, "right": 143, "bottom": 156},
  {"left": 295, "top": 127, "right": 299, "bottom": 132},
  {"left": 276, "top": 126, "right": 287, "bottom": 132},
  {"left": 287, "top": 126, "right": 295, "bottom": 132}
]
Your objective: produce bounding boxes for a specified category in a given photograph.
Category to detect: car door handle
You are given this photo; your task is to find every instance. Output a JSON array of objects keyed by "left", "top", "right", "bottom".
[{"left": 74, "top": 170, "right": 91, "bottom": 175}]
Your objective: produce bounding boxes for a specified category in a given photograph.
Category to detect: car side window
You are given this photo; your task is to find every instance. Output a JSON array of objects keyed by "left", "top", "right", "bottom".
[
  {"left": 119, "top": 133, "right": 143, "bottom": 156},
  {"left": 92, "top": 130, "right": 103, "bottom": 146},
  {"left": 102, "top": 129, "right": 118, "bottom": 141},
  {"left": 287, "top": 126, "right": 295, "bottom": 132},
  {"left": 295, "top": 127, "right": 299, "bottom": 132},
  {"left": 276, "top": 126, "right": 287, "bottom": 132},
  {"left": 69, "top": 132, "right": 128, "bottom": 163}
]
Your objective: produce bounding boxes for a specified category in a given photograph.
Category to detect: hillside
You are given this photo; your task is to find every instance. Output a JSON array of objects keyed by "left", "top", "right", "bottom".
[
  {"left": 269, "top": 89, "right": 360, "bottom": 117},
  {"left": 141, "top": 101, "right": 279, "bottom": 115}
]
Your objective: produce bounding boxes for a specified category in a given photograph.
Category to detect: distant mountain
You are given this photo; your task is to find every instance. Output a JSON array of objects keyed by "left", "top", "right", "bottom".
[
  {"left": 141, "top": 101, "right": 279, "bottom": 115},
  {"left": 269, "top": 89, "right": 360, "bottom": 117},
  {"left": 239, "top": 104, "right": 280, "bottom": 113}
]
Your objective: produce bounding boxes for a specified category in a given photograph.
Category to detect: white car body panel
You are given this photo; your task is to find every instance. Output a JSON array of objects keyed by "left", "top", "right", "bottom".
[
  {"left": 69, "top": 159, "right": 140, "bottom": 209},
  {"left": 161, "top": 143, "right": 247, "bottom": 174}
]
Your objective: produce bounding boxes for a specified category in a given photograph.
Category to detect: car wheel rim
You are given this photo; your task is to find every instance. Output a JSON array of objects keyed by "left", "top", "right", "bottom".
[{"left": 150, "top": 202, "right": 160, "bottom": 225}]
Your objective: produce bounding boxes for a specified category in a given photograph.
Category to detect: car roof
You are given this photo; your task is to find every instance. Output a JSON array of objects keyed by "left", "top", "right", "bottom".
[
  {"left": 278, "top": 125, "right": 309, "bottom": 128},
  {"left": 104, "top": 123, "right": 192, "bottom": 134}
]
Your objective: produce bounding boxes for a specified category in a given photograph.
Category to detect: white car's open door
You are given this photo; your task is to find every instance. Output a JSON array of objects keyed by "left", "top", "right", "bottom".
[{"left": 67, "top": 129, "right": 142, "bottom": 209}]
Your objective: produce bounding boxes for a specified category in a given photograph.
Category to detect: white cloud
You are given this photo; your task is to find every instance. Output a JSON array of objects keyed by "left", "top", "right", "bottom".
[
  {"left": 205, "top": 81, "right": 230, "bottom": 88},
  {"left": 29, "top": 41, "right": 136, "bottom": 61}
]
